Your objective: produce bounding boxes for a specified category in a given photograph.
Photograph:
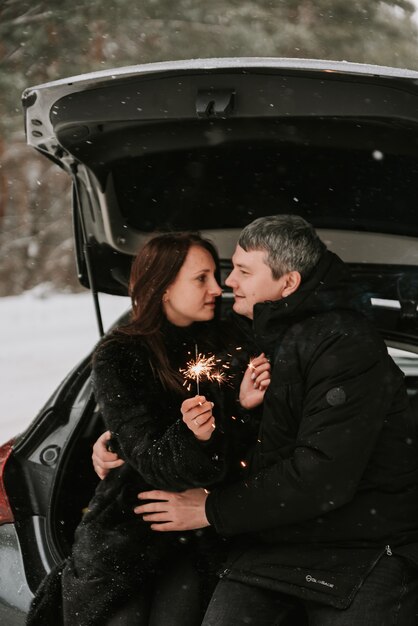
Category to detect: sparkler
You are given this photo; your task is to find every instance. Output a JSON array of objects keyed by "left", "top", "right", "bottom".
[{"left": 180, "top": 346, "right": 230, "bottom": 394}]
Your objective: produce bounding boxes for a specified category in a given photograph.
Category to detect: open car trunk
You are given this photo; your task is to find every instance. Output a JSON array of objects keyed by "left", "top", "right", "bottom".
[
  {"left": 23, "top": 58, "right": 418, "bottom": 335},
  {"left": 19, "top": 57, "right": 418, "bottom": 563}
]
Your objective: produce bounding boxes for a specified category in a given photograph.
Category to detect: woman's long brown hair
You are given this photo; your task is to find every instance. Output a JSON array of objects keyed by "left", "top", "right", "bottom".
[{"left": 117, "top": 232, "right": 220, "bottom": 392}]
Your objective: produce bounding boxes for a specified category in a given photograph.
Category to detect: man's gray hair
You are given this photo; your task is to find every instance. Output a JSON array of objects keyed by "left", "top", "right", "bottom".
[{"left": 238, "top": 215, "right": 326, "bottom": 279}]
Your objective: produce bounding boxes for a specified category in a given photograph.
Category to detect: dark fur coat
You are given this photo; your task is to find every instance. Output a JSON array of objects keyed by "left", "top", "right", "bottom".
[{"left": 27, "top": 319, "right": 256, "bottom": 625}]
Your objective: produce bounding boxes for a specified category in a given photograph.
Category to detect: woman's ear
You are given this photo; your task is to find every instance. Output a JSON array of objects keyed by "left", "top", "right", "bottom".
[
  {"left": 282, "top": 271, "right": 301, "bottom": 298},
  {"left": 163, "top": 290, "right": 169, "bottom": 303}
]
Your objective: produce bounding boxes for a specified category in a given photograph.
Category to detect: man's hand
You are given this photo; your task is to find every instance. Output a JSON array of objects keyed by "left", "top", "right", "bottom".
[
  {"left": 92, "top": 430, "right": 125, "bottom": 479},
  {"left": 239, "top": 352, "right": 271, "bottom": 410},
  {"left": 181, "top": 395, "right": 216, "bottom": 441},
  {"left": 133, "top": 488, "right": 210, "bottom": 531}
]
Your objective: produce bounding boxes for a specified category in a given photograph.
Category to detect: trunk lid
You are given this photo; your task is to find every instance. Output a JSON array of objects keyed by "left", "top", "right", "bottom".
[{"left": 22, "top": 58, "right": 418, "bottom": 332}]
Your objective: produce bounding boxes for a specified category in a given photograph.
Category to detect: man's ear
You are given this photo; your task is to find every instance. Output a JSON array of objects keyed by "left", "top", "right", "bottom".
[{"left": 282, "top": 271, "right": 301, "bottom": 298}]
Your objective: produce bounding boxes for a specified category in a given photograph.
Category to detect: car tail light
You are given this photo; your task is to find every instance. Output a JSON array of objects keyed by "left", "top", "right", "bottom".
[{"left": 0, "top": 440, "right": 15, "bottom": 524}]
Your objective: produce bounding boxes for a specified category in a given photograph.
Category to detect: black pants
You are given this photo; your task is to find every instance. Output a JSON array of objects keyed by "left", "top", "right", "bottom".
[{"left": 107, "top": 554, "right": 204, "bottom": 626}]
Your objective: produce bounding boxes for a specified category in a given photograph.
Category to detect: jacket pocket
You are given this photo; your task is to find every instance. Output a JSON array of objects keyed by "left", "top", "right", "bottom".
[{"left": 221, "top": 543, "right": 389, "bottom": 609}]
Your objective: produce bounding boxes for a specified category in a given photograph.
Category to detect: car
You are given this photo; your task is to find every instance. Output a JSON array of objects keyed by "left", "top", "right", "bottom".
[{"left": 1, "top": 57, "right": 418, "bottom": 623}]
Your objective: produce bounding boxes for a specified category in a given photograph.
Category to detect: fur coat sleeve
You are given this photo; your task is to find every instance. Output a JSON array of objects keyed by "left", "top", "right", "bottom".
[{"left": 92, "top": 335, "right": 227, "bottom": 490}]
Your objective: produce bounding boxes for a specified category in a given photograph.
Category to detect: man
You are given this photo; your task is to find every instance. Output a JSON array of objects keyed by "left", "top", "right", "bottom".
[{"left": 96, "top": 215, "right": 418, "bottom": 624}]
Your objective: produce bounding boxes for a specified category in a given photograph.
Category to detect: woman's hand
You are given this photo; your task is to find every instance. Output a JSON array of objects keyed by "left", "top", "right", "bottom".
[
  {"left": 181, "top": 396, "right": 216, "bottom": 442},
  {"left": 92, "top": 430, "right": 125, "bottom": 479},
  {"left": 239, "top": 353, "right": 271, "bottom": 410}
]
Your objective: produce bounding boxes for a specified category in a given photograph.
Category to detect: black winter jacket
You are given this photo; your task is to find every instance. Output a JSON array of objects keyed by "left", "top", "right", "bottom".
[
  {"left": 27, "top": 320, "right": 255, "bottom": 626},
  {"left": 206, "top": 251, "right": 418, "bottom": 608}
]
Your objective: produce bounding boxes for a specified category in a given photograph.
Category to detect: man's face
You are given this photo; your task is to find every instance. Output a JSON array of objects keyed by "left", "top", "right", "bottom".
[{"left": 225, "top": 245, "right": 291, "bottom": 319}]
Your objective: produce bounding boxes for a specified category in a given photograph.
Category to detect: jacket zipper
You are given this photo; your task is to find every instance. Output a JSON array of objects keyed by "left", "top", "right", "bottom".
[{"left": 385, "top": 544, "right": 392, "bottom": 556}]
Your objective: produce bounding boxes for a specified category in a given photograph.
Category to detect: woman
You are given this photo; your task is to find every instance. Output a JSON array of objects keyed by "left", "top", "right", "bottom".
[{"left": 27, "top": 232, "right": 269, "bottom": 626}]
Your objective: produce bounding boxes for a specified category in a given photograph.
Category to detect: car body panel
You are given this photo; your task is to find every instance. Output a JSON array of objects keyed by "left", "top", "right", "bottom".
[
  {"left": 0, "top": 352, "right": 102, "bottom": 618},
  {"left": 0, "top": 441, "right": 15, "bottom": 524}
]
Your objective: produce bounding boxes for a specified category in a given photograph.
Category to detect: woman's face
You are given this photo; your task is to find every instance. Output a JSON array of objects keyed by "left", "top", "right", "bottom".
[{"left": 163, "top": 245, "right": 222, "bottom": 326}]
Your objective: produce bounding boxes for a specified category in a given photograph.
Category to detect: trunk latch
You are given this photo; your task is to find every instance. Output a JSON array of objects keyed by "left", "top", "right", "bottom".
[{"left": 196, "top": 89, "right": 235, "bottom": 118}]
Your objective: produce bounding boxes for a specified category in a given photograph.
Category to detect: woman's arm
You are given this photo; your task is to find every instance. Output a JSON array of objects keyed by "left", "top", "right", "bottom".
[{"left": 92, "top": 338, "right": 227, "bottom": 491}]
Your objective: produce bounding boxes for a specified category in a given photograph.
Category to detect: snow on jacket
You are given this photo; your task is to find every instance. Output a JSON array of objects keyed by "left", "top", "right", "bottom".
[{"left": 206, "top": 251, "right": 418, "bottom": 608}]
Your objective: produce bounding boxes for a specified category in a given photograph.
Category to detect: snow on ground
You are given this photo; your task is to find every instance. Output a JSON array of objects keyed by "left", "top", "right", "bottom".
[{"left": 0, "top": 287, "right": 130, "bottom": 444}]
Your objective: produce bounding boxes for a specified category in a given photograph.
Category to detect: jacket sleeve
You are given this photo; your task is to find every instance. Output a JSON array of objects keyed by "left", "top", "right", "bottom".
[
  {"left": 206, "top": 329, "right": 401, "bottom": 535},
  {"left": 92, "top": 339, "right": 226, "bottom": 491}
]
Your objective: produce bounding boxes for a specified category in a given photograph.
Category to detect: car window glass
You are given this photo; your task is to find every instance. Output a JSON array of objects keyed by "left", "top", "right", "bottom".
[{"left": 110, "top": 121, "right": 418, "bottom": 235}]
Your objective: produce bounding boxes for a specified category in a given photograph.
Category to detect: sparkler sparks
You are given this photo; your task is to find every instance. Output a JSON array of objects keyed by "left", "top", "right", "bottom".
[{"left": 180, "top": 348, "right": 230, "bottom": 394}]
